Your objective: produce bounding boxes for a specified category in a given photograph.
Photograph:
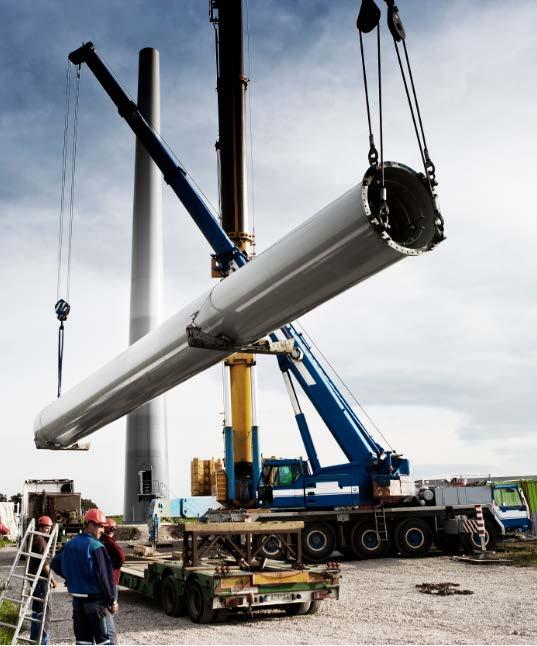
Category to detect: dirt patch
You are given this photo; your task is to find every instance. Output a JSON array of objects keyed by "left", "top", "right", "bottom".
[{"left": 416, "top": 582, "right": 473, "bottom": 596}]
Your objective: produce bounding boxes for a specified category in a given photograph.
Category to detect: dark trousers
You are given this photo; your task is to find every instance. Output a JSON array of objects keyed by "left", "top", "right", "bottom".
[
  {"left": 72, "top": 598, "right": 113, "bottom": 645},
  {"left": 30, "top": 580, "right": 50, "bottom": 645}
]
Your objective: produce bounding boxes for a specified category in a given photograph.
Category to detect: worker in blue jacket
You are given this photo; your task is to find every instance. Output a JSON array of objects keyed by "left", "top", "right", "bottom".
[{"left": 51, "top": 508, "right": 118, "bottom": 644}]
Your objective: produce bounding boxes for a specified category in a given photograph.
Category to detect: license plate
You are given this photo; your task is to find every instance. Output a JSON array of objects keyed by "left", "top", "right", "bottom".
[{"left": 263, "top": 593, "right": 294, "bottom": 602}]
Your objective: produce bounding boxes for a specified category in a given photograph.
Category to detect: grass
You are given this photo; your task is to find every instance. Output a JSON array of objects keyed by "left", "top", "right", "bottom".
[
  {"left": 0, "top": 539, "right": 16, "bottom": 550},
  {"left": 0, "top": 600, "right": 18, "bottom": 644},
  {"left": 498, "top": 539, "right": 537, "bottom": 567}
]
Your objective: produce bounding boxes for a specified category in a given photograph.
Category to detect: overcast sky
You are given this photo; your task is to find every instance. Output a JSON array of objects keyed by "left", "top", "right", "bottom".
[{"left": 1, "top": 1, "right": 536, "bottom": 514}]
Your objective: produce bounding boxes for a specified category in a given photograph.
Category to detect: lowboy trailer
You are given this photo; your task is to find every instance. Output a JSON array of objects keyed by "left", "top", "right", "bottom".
[{"left": 119, "top": 521, "right": 340, "bottom": 623}]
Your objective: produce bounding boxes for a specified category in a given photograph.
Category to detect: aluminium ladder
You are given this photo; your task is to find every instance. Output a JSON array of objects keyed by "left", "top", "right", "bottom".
[
  {"left": 0, "top": 519, "right": 59, "bottom": 644},
  {"left": 374, "top": 506, "right": 389, "bottom": 542}
]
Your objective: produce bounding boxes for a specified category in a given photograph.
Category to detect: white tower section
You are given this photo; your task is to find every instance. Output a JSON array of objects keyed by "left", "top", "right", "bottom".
[{"left": 124, "top": 48, "right": 169, "bottom": 523}]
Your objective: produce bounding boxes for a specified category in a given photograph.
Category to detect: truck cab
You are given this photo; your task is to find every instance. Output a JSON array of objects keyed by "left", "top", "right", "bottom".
[
  {"left": 492, "top": 483, "right": 532, "bottom": 534},
  {"left": 428, "top": 482, "right": 532, "bottom": 538}
]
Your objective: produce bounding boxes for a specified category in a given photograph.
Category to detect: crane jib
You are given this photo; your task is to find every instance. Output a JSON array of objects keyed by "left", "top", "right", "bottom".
[{"left": 68, "top": 42, "right": 246, "bottom": 275}]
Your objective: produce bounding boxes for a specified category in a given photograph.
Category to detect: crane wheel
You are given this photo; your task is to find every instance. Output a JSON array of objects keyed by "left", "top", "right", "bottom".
[
  {"left": 186, "top": 578, "right": 215, "bottom": 624},
  {"left": 160, "top": 574, "right": 186, "bottom": 617},
  {"left": 349, "top": 521, "right": 391, "bottom": 559},
  {"left": 394, "top": 518, "right": 433, "bottom": 557},
  {"left": 463, "top": 520, "right": 497, "bottom": 553},
  {"left": 302, "top": 523, "right": 336, "bottom": 562}
]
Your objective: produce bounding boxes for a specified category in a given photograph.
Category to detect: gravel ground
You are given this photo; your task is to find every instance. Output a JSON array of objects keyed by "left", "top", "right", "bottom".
[{"left": 2, "top": 548, "right": 536, "bottom": 644}]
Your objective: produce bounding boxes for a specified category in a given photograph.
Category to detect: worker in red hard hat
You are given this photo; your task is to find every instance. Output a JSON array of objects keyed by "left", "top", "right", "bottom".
[
  {"left": 101, "top": 519, "right": 125, "bottom": 584},
  {"left": 29, "top": 516, "right": 57, "bottom": 644},
  {"left": 100, "top": 518, "right": 125, "bottom": 644},
  {"left": 51, "top": 507, "right": 117, "bottom": 644}
]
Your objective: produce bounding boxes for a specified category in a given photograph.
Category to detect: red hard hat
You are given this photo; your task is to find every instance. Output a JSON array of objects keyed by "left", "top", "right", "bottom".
[
  {"left": 83, "top": 508, "right": 107, "bottom": 526},
  {"left": 104, "top": 518, "right": 117, "bottom": 531},
  {"left": 38, "top": 516, "right": 53, "bottom": 528}
]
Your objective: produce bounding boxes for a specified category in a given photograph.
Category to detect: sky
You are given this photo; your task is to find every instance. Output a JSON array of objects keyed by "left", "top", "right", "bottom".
[{"left": 1, "top": 0, "right": 536, "bottom": 514}]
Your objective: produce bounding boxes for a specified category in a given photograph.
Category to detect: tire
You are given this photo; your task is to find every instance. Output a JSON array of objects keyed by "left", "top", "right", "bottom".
[
  {"left": 255, "top": 534, "right": 284, "bottom": 560},
  {"left": 284, "top": 601, "right": 311, "bottom": 616},
  {"left": 161, "top": 575, "right": 186, "bottom": 617},
  {"left": 349, "top": 521, "right": 391, "bottom": 559},
  {"left": 463, "top": 520, "right": 497, "bottom": 552},
  {"left": 307, "top": 600, "right": 322, "bottom": 615},
  {"left": 302, "top": 523, "right": 336, "bottom": 563},
  {"left": 186, "top": 578, "right": 215, "bottom": 624},
  {"left": 394, "top": 518, "right": 433, "bottom": 557}
]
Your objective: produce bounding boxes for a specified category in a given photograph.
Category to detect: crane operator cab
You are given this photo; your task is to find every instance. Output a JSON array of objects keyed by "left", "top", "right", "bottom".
[{"left": 258, "top": 458, "right": 362, "bottom": 509}]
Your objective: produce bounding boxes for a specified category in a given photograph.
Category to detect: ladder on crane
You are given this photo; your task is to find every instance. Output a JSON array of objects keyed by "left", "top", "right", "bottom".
[
  {"left": 0, "top": 519, "right": 58, "bottom": 644},
  {"left": 374, "top": 507, "right": 389, "bottom": 542}
]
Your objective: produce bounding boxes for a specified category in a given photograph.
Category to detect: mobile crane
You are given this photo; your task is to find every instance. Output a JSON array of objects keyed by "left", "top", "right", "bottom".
[
  {"left": 56, "top": 0, "right": 531, "bottom": 568},
  {"left": 66, "top": 34, "right": 456, "bottom": 562}
]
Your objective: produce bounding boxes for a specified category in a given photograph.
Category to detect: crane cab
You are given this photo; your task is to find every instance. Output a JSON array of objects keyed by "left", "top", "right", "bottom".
[{"left": 258, "top": 458, "right": 364, "bottom": 509}]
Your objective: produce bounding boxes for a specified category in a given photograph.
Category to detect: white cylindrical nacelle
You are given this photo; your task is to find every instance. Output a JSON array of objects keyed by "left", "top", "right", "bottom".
[{"left": 34, "top": 162, "right": 443, "bottom": 449}]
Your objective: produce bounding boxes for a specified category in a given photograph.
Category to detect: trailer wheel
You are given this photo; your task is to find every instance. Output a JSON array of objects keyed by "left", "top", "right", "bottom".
[
  {"left": 254, "top": 534, "right": 284, "bottom": 560},
  {"left": 213, "top": 609, "right": 229, "bottom": 623},
  {"left": 161, "top": 575, "right": 186, "bottom": 617},
  {"left": 302, "top": 523, "right": 336, "bottom": 562},
  {"left": 463, "top": 520, "right": 497, "bottom": 552},
  {"left": 284, "top": 601, "right": 311, "bottom": 616},
  {"left": 307, "top": 600, "right": 322, "bottom": 614},
  {"left": 394, "top": 518, "right": 432, "bottom": 557},
  {"left": 349, "top": 521, "right": 391, "bottom": 559},
  {"left": 186, "top": 578, "right": 214, "bottom": 624}
]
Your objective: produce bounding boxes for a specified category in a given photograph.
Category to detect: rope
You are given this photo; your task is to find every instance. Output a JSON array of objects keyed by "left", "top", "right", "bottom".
[
  {"left": 54, "top": 64, "right": 80, "bottom": 397},
  {"left": 402, "top": 40, "right": 430, "bottom": 160},
  {"left": 66, "top": 67, "right": 81, "bottom": 302},
  {"left": 392, "top": 41, "right": 427, "bottom": 178},
  {"left": 358, "top": 31, "right": 378, "bottom": 167},
  {"left": 56, "top": 61, "right": 72, "bottom": 302},
  {"left": 295, "top": 321, "right": 395, "bottom": 452},
  {"left": 376, "top": 24, "right": 388, "bottom": 220},
  {"left": 57, "top": 322, "right": 65, "bottom": 399},
  {"left": 102, "top": 56, "right": 222, "bottom": 216}
]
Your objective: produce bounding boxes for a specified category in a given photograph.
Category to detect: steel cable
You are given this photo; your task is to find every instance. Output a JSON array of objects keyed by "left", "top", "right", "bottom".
[
  {"left": 294, "top": 321, "right": 395, "bottom": 452},
  {"left": 66, "top": 67, "right": 81, "bottom": 302},
  {"left": 56, "top": 61, "right": 72, "bottom": 302}
]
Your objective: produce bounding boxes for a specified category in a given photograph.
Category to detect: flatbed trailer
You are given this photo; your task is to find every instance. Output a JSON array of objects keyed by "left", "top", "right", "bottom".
[
  {"left": 119, "top": 521, "right": 340, "bottom": 623},
  {"left": 207, "top": 503, "right": 498, "bottom": 561}
]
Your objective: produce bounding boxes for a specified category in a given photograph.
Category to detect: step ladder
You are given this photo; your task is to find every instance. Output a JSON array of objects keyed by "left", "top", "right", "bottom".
[
  {"left": 374, "top": 507, "right": 389, "bottom": 542},
  {"left": 0, "top": 519, "right": 59, "bottom": 644}
]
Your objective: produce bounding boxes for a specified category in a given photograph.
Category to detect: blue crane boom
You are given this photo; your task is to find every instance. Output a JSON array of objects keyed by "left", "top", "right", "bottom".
[
  {"left": 273, "top": 324, "right": 383, "bottom": 465},
  {"left": 68, "top": 42, "right": 246, "bottom": 277}
]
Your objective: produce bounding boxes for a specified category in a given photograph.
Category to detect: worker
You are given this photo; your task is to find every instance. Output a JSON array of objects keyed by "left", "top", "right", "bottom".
[
  {"left": 100, "top": 519, "right": 125, "bottom": 583},
  {"left": 28, "top": 516, "right": 56, "bottom": 645},
  {"left": 100, "top": 518, "right": 125, "bottom": 644},
  {"left": 51, "top": 508, "right": 118, "bottom": 645}
]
